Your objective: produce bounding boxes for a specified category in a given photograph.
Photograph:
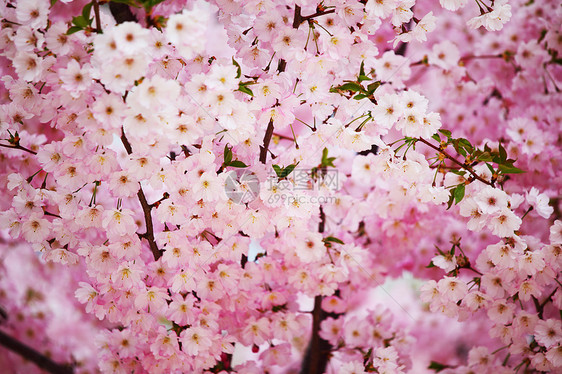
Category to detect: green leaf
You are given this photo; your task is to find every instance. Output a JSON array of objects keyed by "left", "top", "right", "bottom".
[
  {"left": 272, "top": 304, "right": 287, "bottom": 312},
  {"left": 498, "top": 164, "right": 525, "bottom": 174},
  {"left": 491, "top": 154, "right": 502, "bottom": 164},
  {"left": 272, "top": 165, "right": 282, "bottom": 177},
  {"left": 280, "top": 164, "right": 297, "bottom": 178},
  {"left": 333, "top": 82, "right": 364, "bottom": 93},
  {"left": 228, "top": 160, "right": 248, "bottom": 168},
  {"left": 458, "top": 138, "right": 470, "bottom": 145},
  {"left": 434, "top": 245, "right": 445, "bottom": 256},
  {"left": 366, "top": 81, "right": 381, "bottom": 94},
  {"left": 449, "top": 244, "right": 455, "bottom": 255},
  {"left": 82, "top": 2, "right": 93, "bottom": 19},
  {"left": 139, "top": 0, "right": 167, "bottom": 11},
  {"left": 66, "top": 26, "right": 84, "bottom": 35},
  {"left": 446, "top": 189, "right": 455, "bottom": 210},
  {"left": 357, "top": 63, "right": 370, "bottom": 81},
  {"left": 454, "top": 184, "right": 465, "bottom": 204},
  {"left": 72, "top": 15, "right": 91, "bottom": 28},
  {"left": 485, "top": 163, "right": 496, "bottom": 174},
  {"left": 450, "top": 170, "right": 466, "bottom": 176},
  {"left": 321, "top": 148, "right": 336, "bottom": 167},
  {"left": 232, "top": 57, "right": 241, "bottom": 79},
  {"left": 458, "top": 138, "right": 473, "bottom": 153},
  {"left": 237, "top": 84, "right": 254, "bottom": 96},
  {"left": 431, "top": 134, "right": 441, "bottom": 142},
  {"left": 477, "top": 152, "right": 493, "bottom": 162},
  {"left": 353, "top": 93, "right": 368, "bottom": 100},
  {"left": 323, "top": 236, "right": 344, "bottom": 245},
  {"left": 224, "top": 145, "right": 233, "bottom": 165},
  {"left": 498, "top": 142, "right": 507, "bottom": 162},
  {"left": 438, "top": 129, "right": 452, "bottom": 138},
  {"left": 273, "top": 163, "right": 299, "bottom": 179},
  {"left": 426, "top": 261, "right": 436, "bottom": 268},
  {"left": 428, "top": 361, "right": 449, "bottom": 372},
  {"left": 453, "top": 140, "right": 467, "bottom": 157}
]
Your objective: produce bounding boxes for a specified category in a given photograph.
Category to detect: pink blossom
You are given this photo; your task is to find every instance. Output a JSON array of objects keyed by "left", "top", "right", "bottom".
[
  {"left": 535, "top": 319, "right": 562, "bottom": 348},
  {"left": 180, "top": 326, "right": 213, "bottom": 356},
  {"left": 526, "top": 187, "right": 554, "bottom": 219}
]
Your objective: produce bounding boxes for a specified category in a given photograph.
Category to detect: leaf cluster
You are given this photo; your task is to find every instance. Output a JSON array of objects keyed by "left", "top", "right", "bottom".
[
  {"left": 311, "top": 148, "right": 336, "bottom": 180},
  {"left": 67, "top": 2, "right": 95, "bottom": 34},
  {"left": 330, "top": 61, "right": 381, "bottom": 101},
  {"left": 272, "top": 164, "right": 297, "bottom": 179},
  {"left": 222, "top": 145, "right": 248, "bottom": 169},
  {"left": 232, "top": 58, "right": 256, "bottom": 96},
  {"left": 431, "top": 130, "right": 523, "bottom": 208}
]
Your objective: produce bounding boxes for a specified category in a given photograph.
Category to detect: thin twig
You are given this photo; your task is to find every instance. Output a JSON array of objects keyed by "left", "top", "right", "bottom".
[
  {"left": 92, "top": 0, "right": 102, "bottom": 33},
  {"left": 120, "top": 129, "right": 162, "bottom": 261},
  {"left": 0, "top": 330, "right": 73, "bottom": 374},
  {"left": 292, "top": 5, "right": 335, "bottom": 29},
  {"left": 272, "top": 133, "right": 295, "bottom": 141},
  {"left": 0, "top": 143, "right": 37, "bottom": 155},
  {"left": 460, "top": 54, "right": 502, "bottom": 62},
  {"left": 417, "top": 138, "right": 494, "bottom": 187},
  {"left": 259, "top": 119, "right": 274, "bottom": 164}
]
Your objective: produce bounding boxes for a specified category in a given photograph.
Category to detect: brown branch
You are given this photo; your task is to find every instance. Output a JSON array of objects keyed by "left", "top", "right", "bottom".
[
  {"left": 109, "top": 2, "right": 138, "bottom": 24},
  {"left": 417, "top": 138, "right": 494, "bottom": 187},
  {"left": 300, "top": 206, "right": 333, "bottom": 374},
  {"left": 300, "top": 295, "right": 332, "bottom": 374},
  {"left": 460, "top": 54, "right": 502, "bottom": 62},
  {"left": 272, "top": 133, "right": 295, "bottom": 141},
  {"left": 318, "top": 205, "right": 325, "bottom": 233},
  {"left": 277, "top": 59, "right": 287, "bottom": 72},
  {"left": 292, "top": 5, "right": 303, "bottom": 29},
  {"left": 259, "top": 119, "right": 274, "bottom": 164},
  {"left": 395, "top": 42, "right": 408, "bottom": 57},
  {"left": 539, "top": 287, "right": 559, "bottom": 311},
  {"left": 551, "top": 197, "right": 561, "bottom": 220},
  {"left": 120, "top": 129, "right": 162, "bottom": 261},
  {"left": 303, "top": 9, "right": 335, "bottom": 22},
  {"left": 92, "top": 0, "right": 102, "bottom": 33},
  {"left": 293, "top": 5, "right": 336, "bottom": 29},
  {"left": 0, "top": 329, "right": 73, "bottom": 374},
  {"left": 0, "top": 143, "right": 37, "bottom": 155},
  {"left": 43, "top": 210, "right": 61, "bottom": 219}
]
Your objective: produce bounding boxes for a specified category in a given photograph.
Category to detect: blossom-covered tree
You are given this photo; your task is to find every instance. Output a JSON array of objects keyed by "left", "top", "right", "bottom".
[{"left": 0, "top": 0, "right": 561, "bottom": 373}]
